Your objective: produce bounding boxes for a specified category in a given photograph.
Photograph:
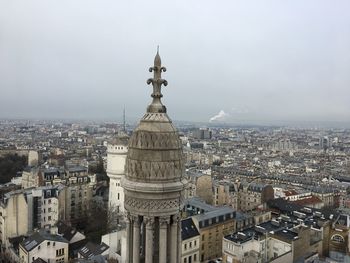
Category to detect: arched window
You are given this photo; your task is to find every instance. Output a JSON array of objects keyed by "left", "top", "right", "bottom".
[{"left": 331, "top": 234, "right": 345, "bottom": 243}]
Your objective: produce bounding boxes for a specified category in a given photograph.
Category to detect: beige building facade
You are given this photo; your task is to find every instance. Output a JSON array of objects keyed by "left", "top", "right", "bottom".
[{"left": 192, "top": 207, "right": 236, "bottom": 262}]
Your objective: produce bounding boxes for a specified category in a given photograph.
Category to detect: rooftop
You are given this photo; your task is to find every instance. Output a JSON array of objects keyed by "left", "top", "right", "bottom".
[
  {"left": 20, "top": 230, "right": 68, "bottom": 252},
  {"left": 181, "top": 218, "right": 200, "bottom": 241}
]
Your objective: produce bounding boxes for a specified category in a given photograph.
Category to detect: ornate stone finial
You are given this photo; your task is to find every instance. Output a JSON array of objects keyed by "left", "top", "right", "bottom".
[{"left": 147, "top": 47, "right": 168, "bottom": 113}]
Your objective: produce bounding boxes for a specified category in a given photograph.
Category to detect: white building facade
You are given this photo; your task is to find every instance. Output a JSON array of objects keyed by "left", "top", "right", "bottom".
[
  {"left": 19, "top": 231, "right": 69, "bottom": 263},
  {"left": 107, "top": 134, "right": 128, "bottom": 214}
]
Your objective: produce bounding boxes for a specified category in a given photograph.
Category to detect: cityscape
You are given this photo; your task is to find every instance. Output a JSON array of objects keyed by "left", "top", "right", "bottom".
[{"left": 1, "top": 1, "right": 350, "bottom": 263}]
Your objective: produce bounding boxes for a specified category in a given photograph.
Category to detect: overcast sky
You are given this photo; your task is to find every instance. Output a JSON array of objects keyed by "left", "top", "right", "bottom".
[{"left": 0, "top": 0, "right": 349, "bottom": 124}]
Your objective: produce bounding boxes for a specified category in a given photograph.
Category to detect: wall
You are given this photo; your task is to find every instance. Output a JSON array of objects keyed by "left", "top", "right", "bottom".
[
  {"left": 20, "top": 241, "right": 68, "bottom": 263},
  {"left": 182, "top": 235, "right": 200, "bottom": 263}
]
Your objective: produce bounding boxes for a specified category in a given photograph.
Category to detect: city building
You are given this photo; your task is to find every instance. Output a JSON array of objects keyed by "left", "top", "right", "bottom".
[
  {"left": 19, "top": 230, "right": 69, "bottom": 263},
  {"left": 181, "top": 217, "right": 200, "bottom": 263},
  {"left": 0, "top": 186, "right": 65, "bottom": 249},
  {"left": 192, "top": 206, "right": 236, "bottom": 262},
  {"left": 238, "top": 182, "right": 274, "bottom": 212},
  {"left": 222, "top": 224, "right": 293, "bottom": 263},
  {"left": 193, "top": 128, "right": 212, "bottom": 140}
]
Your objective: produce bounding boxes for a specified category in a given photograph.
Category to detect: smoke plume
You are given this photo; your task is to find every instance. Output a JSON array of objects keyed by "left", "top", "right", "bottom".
[{"left": 209, "top": 110, "right": 229, "bottom": 122}]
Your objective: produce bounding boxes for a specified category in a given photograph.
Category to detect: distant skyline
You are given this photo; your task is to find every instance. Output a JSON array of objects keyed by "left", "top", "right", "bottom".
[{"left": 1, "top": 0, "right": 349, "bottom": 124}]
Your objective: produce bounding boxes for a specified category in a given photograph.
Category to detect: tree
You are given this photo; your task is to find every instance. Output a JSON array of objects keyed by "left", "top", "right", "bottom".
[
  {"left": 0, "top": 154, "right": 27, "bottom": 184},
  {"left": 89, "top": 156, "right": 109, "bottom": 182}
]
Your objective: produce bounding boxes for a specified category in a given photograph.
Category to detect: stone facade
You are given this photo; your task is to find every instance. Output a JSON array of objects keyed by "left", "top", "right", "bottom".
[{"left": 122, "top": 51, "right": 187, "bottom": 263}]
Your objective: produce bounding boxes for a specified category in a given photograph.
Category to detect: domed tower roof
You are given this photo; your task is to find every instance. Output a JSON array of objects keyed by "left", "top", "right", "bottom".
[
  {"left": 108, "top": 132, "right": 129, "bottom": 146},
  {"left": 122, "top": 49, "right": 187, "bottom": 217}
]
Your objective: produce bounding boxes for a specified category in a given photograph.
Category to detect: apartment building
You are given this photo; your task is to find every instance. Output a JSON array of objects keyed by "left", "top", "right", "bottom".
[
  {"left": 0, "top": 185, "right": 67, "bottom": 253},
  {"left": 19, "top": 230, "right": 69, "bottom": 263},
  {"left": 192, "top": 207, "right": 236, "bottom": 262},
  {"left": 181, "top": 217, "right": 200, "bottom": 263}
]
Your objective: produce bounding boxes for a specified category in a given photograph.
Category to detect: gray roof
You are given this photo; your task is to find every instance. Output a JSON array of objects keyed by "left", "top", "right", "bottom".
[
  {"left": 78, "top": 242, "right": 109, "bottom": 259},
  {"left": 225, "top": 228, "right": 262, "bottom": 244},
  {"left": 184, "top": 197, "right": 216, "bottom": 213},
  {"left": 181, "top": 218, "right": 200, "bottom": 241},
  {"left": 273, "top": 229, "right": 299, "bottom": 241},
  {"left": 66, "top": 166, "right": 87, "bottom": 173},
  {"left": 20, "top": 230, "right": 68, "bottom": 252},
  {"left": 194, "top": 207, "right": 235, "bottom": 228},
  {"left": 57, "top": 220, "right": 79, "bottom": 241}
]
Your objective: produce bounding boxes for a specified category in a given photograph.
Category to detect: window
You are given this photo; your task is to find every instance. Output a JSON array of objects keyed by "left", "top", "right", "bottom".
[
  {"left": 56, "top": 248, "right": 65, "bottom": 256},
  {"left": 117, "top": 193, "right": 120, "bottom": 200},
  {"left": 47, "top": 242, "right": 50, "bottom": 246},
  {"left": 189, "top": 241, "right": 192, "bottom": 248},
  {"left": 332, "top": 234, "right": 345, "bottom": 243},
  {"left": 184, "top": 243, "right": 187, "bottom": 250}
]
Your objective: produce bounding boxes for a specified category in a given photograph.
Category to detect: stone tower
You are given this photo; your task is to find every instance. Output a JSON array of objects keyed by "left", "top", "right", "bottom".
[
  {"left": 121, "top": 50, "right": 187, "bottom": 263},
  {"left": 107, "top": 133, "right": 128, "bottom": 214}
]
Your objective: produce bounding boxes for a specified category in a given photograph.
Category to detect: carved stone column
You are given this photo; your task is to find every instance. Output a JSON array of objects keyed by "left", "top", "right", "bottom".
[
  {"left": 141, "top": 220, "right": 146, "bottom": 258},
  {"left": 133, "top": 215, "right": 141, "bottom": 263},
  {"left": 159, "top": 216, "right": 170, "bottom": 263},
  {"left": 126, "top": 213, "right": 133, "bottom": 263},
  {"left": 170, "top": 214, "right": 179, "bottom": 263},
  {"left": 145, "top": 216, "right": 155, "bottom": 263}
]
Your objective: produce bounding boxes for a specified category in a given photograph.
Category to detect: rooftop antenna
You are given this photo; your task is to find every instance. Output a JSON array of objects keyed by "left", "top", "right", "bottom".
[{"left": 123, "top": 106, "right": 126, "bottom": 132}]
